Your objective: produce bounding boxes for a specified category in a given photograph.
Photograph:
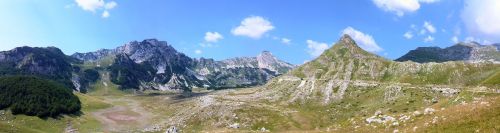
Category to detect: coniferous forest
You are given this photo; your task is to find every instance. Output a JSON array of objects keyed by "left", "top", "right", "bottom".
[{"left": 0, "top": 76, "right": 81, "bottom": 118}]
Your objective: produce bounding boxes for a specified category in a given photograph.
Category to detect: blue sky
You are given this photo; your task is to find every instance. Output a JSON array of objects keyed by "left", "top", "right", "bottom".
[{"left": 0, "top": 0, "right": 499, "bottom": 64}]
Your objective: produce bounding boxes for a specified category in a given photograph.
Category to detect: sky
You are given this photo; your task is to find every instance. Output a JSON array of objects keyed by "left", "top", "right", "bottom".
[{"left": 0, "top": 0, "right": 499, "bottom": 65}]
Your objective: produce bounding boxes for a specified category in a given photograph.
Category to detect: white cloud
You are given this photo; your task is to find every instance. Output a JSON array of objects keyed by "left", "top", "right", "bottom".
[
  {"left": 75, "top": 0, "right": 117, "bottom": 18},
  {"left": 423, "top": 21, "right": 436, "bottom": 33},
  {"left": 372, "top": 0, "right": 420, "bottom": 16},
  {"left": 419, "top": 0, "right": 440, "bottom": 3},
  {"left": 204, "top": 32, "right": 223, "bottom": 43},
  {"left": 231, "top": 16, "right": 274, "bottom": 39},
  {"left": 462, "top": 0, "right": 500, "bottom": 42},
  {"left": 464, "top": 36, "right": 491, "bottom": 44},
  {"left": 281, "top": 38, "right": 291, "bottom": 44},
  {"left": 341, "top": 27, "right": 383, "bottom": 52},
  {"left": 101, "top": 10, "right": 110, "bottom": 18},
  {"left": 372, "top": 0, "right": 440, "bottom": 16},
  {"left": 199, "top": 43, "right": 215, "bottom": 48},
  {"left": 424, "top": 35, "right": 434, "bottom": 42},
  {"left": 451, "top": 36, "right": 459, "bottom": 43},
  {"left": 194, "top": 49, "right": 202, "bottom": 54},
  {"left": 404, "top": 32, "right": 413, "bottom": 39},
  {"left": 75, "top": 0, "right": 104, "bottom": 12},
  {"left": 306, "top": 40, "right": 329, "bottom": 57},
  {"left": 104, "top": 1, "right": 117, "bottom": 10}
]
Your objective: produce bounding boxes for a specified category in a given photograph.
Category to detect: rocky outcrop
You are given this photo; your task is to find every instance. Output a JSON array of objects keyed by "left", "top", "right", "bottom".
[
  {"left": 266, "top": 34, "right": 500, "bottom": 104},
  {"left": 396, "top": 42, "right": 500, "bottom": 63},
  {"left": 0, "top": 46, "right": 75, "bottom": 89},
  {"left": 71, "top": 39, "right": 294, "bottom": 91}
]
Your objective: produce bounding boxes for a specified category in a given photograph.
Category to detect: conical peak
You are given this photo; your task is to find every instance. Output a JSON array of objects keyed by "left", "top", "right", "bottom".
[
  {"left": 339, "top": 34, "right": 355, "bottom": 44},
  {"left": 337, "top": 34, "right": 363, "bottom": 50},
  {"left": 318, "top": 34, "right": 384, "bottom": 60}
]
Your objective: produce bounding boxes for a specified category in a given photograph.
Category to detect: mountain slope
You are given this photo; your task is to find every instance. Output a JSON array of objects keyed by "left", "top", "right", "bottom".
[
  {"left": 266, "top": 35, "right": 499, "bottom": 104},
  {"left": 0, "top": 46, "right": 76, "bottom": 89},
  {"left": 396, "top": 42, "right": 500, "bottom": 63},
  {"left": 71, "top": 39, "right": 294, "bottom": 91},
  {"left": 1, "top": 36, "right": 498, "bottom": 132}
]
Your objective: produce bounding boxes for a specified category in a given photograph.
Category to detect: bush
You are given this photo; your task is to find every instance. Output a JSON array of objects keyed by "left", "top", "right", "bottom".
[{"left": 0, "top": 76, "right": 81, "bottom": 118}]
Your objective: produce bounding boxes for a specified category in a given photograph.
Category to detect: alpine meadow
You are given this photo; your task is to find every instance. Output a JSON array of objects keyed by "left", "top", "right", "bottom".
[{"left": 0, "top": 0, "right": 499, "bottom": 133}]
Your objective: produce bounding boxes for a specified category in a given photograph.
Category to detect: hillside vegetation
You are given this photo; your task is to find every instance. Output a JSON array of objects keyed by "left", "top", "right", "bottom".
[{"left": 0, "top": 76, "right": 81, "bottom": 118}]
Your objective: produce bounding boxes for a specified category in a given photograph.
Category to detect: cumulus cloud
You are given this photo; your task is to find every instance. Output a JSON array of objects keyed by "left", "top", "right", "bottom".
[
  {"left": 204, "top": 32, "right": 223, "bottom": 43},
  {"left": 194, "top": 49, "right": 202, "bottom": 54},
  {"left": 342, "top": 27, "right": 383, "bottom": 52},
  {"left": 231, "top": 16, "right": 274, "bottom": 39},
  {"left": 281, "top": 38, "right": 291, "bottom": 44},
  {"left": 423, "top": 21, "right": 436, "bottom": 33},
  {"left": 419, "top": 0, "right": 440, "bottom": 3},
  {"left": 75, "top": 0, "right": 117, "bottom": 18},
  {"left": 104, "top": 1, "right": 117, "bottom": 10},
  {"left": 372, "top": 0, "right": 439, "bottom": 16},
  {"left": 424, "top": 35, "right": 434, "bottom": 42},
  {"left": 451, "top": 36, "right": 459, "bottom": 43},
  {"left": 75, "top": 0, "right": 104, "bottom": 12},
  {"left": 372, "top": 0, "right": 420, "bottom": 16},
  {"left": 404, "top": 32, "right": 414, "bottom": 39},
  {"left": 462, "top": 0, "right": 500, "bottom": 42},
  {"left": 405, "top": 22, "right": 439, "bottom": 42},
  {"left": 306, "top": 40, "right": 329, "bottom": 57},
  {"left": 101, "top": 10, "right": 110, "bottom": 18}
]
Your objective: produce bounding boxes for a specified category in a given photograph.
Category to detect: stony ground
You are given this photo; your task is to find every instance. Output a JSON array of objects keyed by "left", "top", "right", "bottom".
[{"left": 0, "top": 80, "right": 499, "bottom": 133}]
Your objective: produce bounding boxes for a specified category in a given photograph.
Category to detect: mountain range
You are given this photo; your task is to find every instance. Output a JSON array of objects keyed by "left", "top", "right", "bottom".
[
  {"left": 0, "top": 35, "right": 499, "bottom": 132},
  {"left": 0, "top": 39, "right": 295, "bottom": 92},
  {"left": 1, "top": 37, "right": 499, "bottom": 93},
  {"left": 396, "top": 42, "right": 500, "bottom": 63}
]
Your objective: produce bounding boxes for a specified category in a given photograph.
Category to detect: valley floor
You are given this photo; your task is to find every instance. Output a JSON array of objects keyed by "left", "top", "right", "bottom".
[{"left": 0, "top": 79, "right": 499, "bottom": 133}]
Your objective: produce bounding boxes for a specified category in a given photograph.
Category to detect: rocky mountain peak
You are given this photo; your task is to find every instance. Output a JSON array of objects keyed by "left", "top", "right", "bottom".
[
  {"left": 257, "top": 51, "right": 277, "bottom": 63},
  {"left": 319, "top": 34, "right": 381, "bottom": 60},
  {"left": 119, "top": 39, "right": 170, "bottom": 54},
  {"left": 339, "top": 34, "right": 355, "bottom": 44},
  {"left": 256, "top": 51, "right": 295, "bottom": 74},
  {"left": 337, "top": 34, "right": 366, "bottom": 53},
  {"left": 258, "top": 50, "right": 273, "bottom": 56},
  {"left": 70, "top": 38, "right": 295, "bottom": 91}
]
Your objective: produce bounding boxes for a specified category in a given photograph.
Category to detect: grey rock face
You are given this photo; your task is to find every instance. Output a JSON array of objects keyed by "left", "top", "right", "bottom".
[
  {"left": 0, "top": 46, "right": 76, "bottom": 90},
  {"left": 396, "top": 42, "right": 500, "bottom": 63},
  {"left": 71, "top": 39, "right": 295, "bottom": 91}
]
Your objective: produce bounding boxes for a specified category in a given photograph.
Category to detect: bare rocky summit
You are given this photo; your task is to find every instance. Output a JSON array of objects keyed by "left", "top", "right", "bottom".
[{"left": 71, "top": 39, "right": 294, "bottom": 91}]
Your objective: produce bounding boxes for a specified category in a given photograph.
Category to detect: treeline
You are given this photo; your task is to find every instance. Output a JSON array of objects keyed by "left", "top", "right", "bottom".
[{"left": 0, "top": 76, "right": 81, "bottom": 118}]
